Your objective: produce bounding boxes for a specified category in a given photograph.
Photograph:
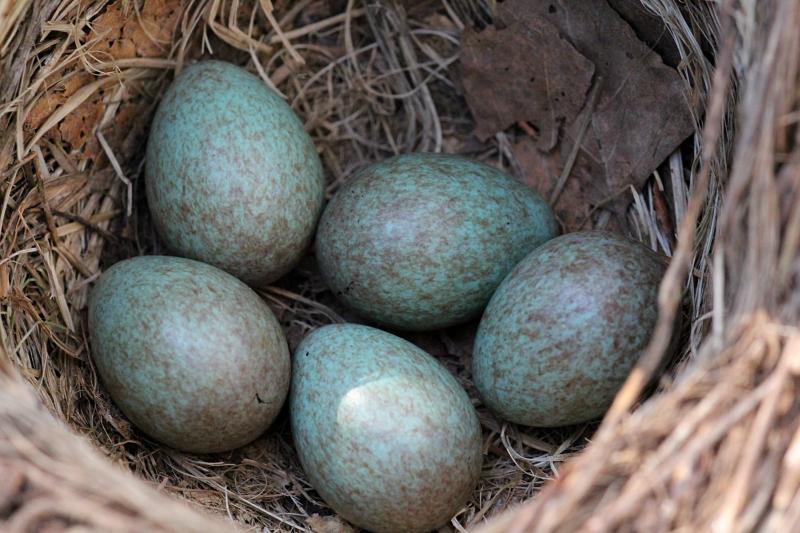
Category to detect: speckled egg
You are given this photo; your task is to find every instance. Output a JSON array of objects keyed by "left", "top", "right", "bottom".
[
  {"left": 88, "top": 256, "right": 290, "bottom": 453},
  {"left": 145, "top": 60, "right": 324, "bottom": 286},
  {"left": 290, "top": 324, "right": 482, "bottom": 533},
  {"left": 473, "top": 231, "right": 667, "bottom": 427},
  {"left": 315, "top": 153, "right": 558, "bottom": 330}
]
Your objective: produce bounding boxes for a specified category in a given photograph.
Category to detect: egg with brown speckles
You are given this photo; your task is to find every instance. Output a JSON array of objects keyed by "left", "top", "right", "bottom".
[
  {"left": 290, "top": 324, "right": 483, "bottom": 533},
  {"left": 146, "top": 60, "right": 324, "bottom": 286},
  {"left": 88, "top": 255, "right": 290, "bottom": 453},
  {"left": 315, "top": 153, "right": 558, "bottom": 331},
  {"left": 473, "top": 231, "right": 667, "bottom": 427}
]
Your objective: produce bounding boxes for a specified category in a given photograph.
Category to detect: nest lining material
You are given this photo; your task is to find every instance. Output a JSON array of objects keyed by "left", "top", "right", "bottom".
[{"left": 4, "top": 0, "right": 785, "bottom": 532}]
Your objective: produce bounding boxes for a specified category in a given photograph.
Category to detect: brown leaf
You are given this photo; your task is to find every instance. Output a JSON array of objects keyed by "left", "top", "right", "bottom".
[
  {"left": 26, "top": 91, "right": 63, "bottom": 132},
  {"left": 89, "top": 0, "right": 181, "bottom": 60},
  {"left": 131, "top": 0, "right": 182, "bottom": 57},
  {"left": 91, "top": 3, "right": 137, "bottom": 60},
  {"left": 58, "top": 90, "right": 105, "bottom": 158},
  {"left": 607, "top": 0, "right": 682, "bottom": 67},
  {"left": 24, "top": 0, "right": 183, "bottom": 163},
  {"left": 499, "top": 0, "right": 694, "bottom": 197},
  {"left": 513, "top": 136, "right": 598, "bottom": 232},
  {"left": 460, "top": 15, "right": 594, "bottom": 149},
  {"left": 25, "top": 72, "right": 95, "bottom": 133}
]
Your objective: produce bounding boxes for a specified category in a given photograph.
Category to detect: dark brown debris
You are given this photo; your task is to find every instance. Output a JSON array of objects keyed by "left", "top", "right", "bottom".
[
  {"left": 513, "top": 136, "right": 594, "bottom": 231},
  {"left": 607, "top": 0, "right": 682, "bottom": 67},
  {"left": 461, "top": 0, "right": 694, "bottom": 231},
  {"left": 499, "top": 0, "right": 694, "bottom": 202},
  {"left": 460, "top": 14, "right": 594, "bottom": 149}
]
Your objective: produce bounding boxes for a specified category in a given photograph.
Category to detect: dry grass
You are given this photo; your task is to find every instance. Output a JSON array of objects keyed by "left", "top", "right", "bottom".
[
  {"left": 0, "top": 353, "right": 231, "bottom": 532},
  {"left": 0, "top": 0, "right": 738, "bottom": 532}
]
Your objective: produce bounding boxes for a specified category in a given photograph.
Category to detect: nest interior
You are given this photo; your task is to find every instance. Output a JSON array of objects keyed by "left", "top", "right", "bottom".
[{"left": 7, "top": 0, "right": 797, "bottom": 532}]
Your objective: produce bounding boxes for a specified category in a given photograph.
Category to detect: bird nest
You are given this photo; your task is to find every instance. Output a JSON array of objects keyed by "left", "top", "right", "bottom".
[{"left": 2, "top": 0, "right": 798, "bottom": 532}]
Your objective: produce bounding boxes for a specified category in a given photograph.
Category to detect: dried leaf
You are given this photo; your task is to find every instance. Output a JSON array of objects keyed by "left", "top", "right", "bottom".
[
  {"left": 134, "top": 0, "right": 182, "bottom": 57},
  {"left": 27, "top": 76, "right": 111, "bottom": 154},
  {"left": 26, "top": 92, "right": 63, "bottom": 132},
  {"left": 607, "top": 0, "right": 681, "bottom": 67},
  {"left": 24, "top": 0, "right": 182, "bottom": 162},
  {"left": 58, "top": 93, "right": 105, "bottom": 157},
  {"left": 89, "top": 0, "right": 181, "bottom": 61},
  {"left": 460, "top": 16, "right": 594, "bottom": 149},
  {"left": 26, "top": 73, "right": 95, "bottom": 132},
  {"left": 91, "top": 3, "right": 137, "bottom": 60},
  {"left": 499, "top": 0, "right": 694, "bottom": 197},
  {"left": 513, "top": 136, "right": 601, "bottom": 231}
]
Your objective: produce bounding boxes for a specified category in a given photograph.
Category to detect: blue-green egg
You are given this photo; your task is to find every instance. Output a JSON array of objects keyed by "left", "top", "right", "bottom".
[
  {"left": 88, "top": 256, "right": 290, "bottom": 453},
  {"left": 290, "top": 324, "right": 482, "bottom": 533},
  {"left": 315, "top": 153, "right": 558, "bottom": 330},
  {"left": 146, "top": 60, "right": 324, "bottom": 286},
  {"left": 473, "top": 231, "right": 667, "bottom": 427}
]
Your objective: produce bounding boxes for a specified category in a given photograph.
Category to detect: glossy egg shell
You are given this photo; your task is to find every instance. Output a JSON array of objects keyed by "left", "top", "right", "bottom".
[
  {"left": 88, "top": 256, "right": 290, "bottom": 453},
  {"left": 473, "top": 231, "right": 667, "bottom": 426},
  {"left": 290, "top": 324, "right": 483, "bottom": 533},
  {"left": 315, "top": 153, "right": 558, "bottom": 331},
  {"left": 145, "top": 60, "right": 324, "bottom": 286}
]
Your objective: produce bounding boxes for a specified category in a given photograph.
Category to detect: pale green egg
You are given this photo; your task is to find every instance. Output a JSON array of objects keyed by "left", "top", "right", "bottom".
[
  {"left": 146, "top": 60, "right": 324, "bottom": 286},
  {"left": 88, "top": 256, "right": 290, "bottom": 453},
  {"left": 290, "top": 324, "right": 483, "bottom": 533}
]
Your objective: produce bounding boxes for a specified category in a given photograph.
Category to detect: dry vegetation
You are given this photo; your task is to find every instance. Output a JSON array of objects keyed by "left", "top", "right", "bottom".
[{"left": 3, "top": 0, "right": 794, "bottom": 532}]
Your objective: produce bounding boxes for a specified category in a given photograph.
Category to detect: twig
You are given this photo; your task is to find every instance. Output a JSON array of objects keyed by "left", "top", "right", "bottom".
[
  {"left": 260, "top": 286, "right": 345, "bottom": 324},
  {"left": 52, "top": 209, "right": 120, "bottom": 242},
  {"left": 517, "top": 121, "right": 537, "bottom": 137},
  {"left": 32, "top": 146, "right": 93, "bottom": 278},
  {"left": 96, "top": 131, "right": 132, "bottom": 218},
  {"left": 260, "top": 0, "right": 304, "bottom": 65},
  {"left": 711, "top": 336, "right": 796, "bottom": 531},
  {"left": 549, "top": 77, "right": 603, "bottom": 205},
  {"left": 268, "top": 8, "right": 367, "bottom": 44}
]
